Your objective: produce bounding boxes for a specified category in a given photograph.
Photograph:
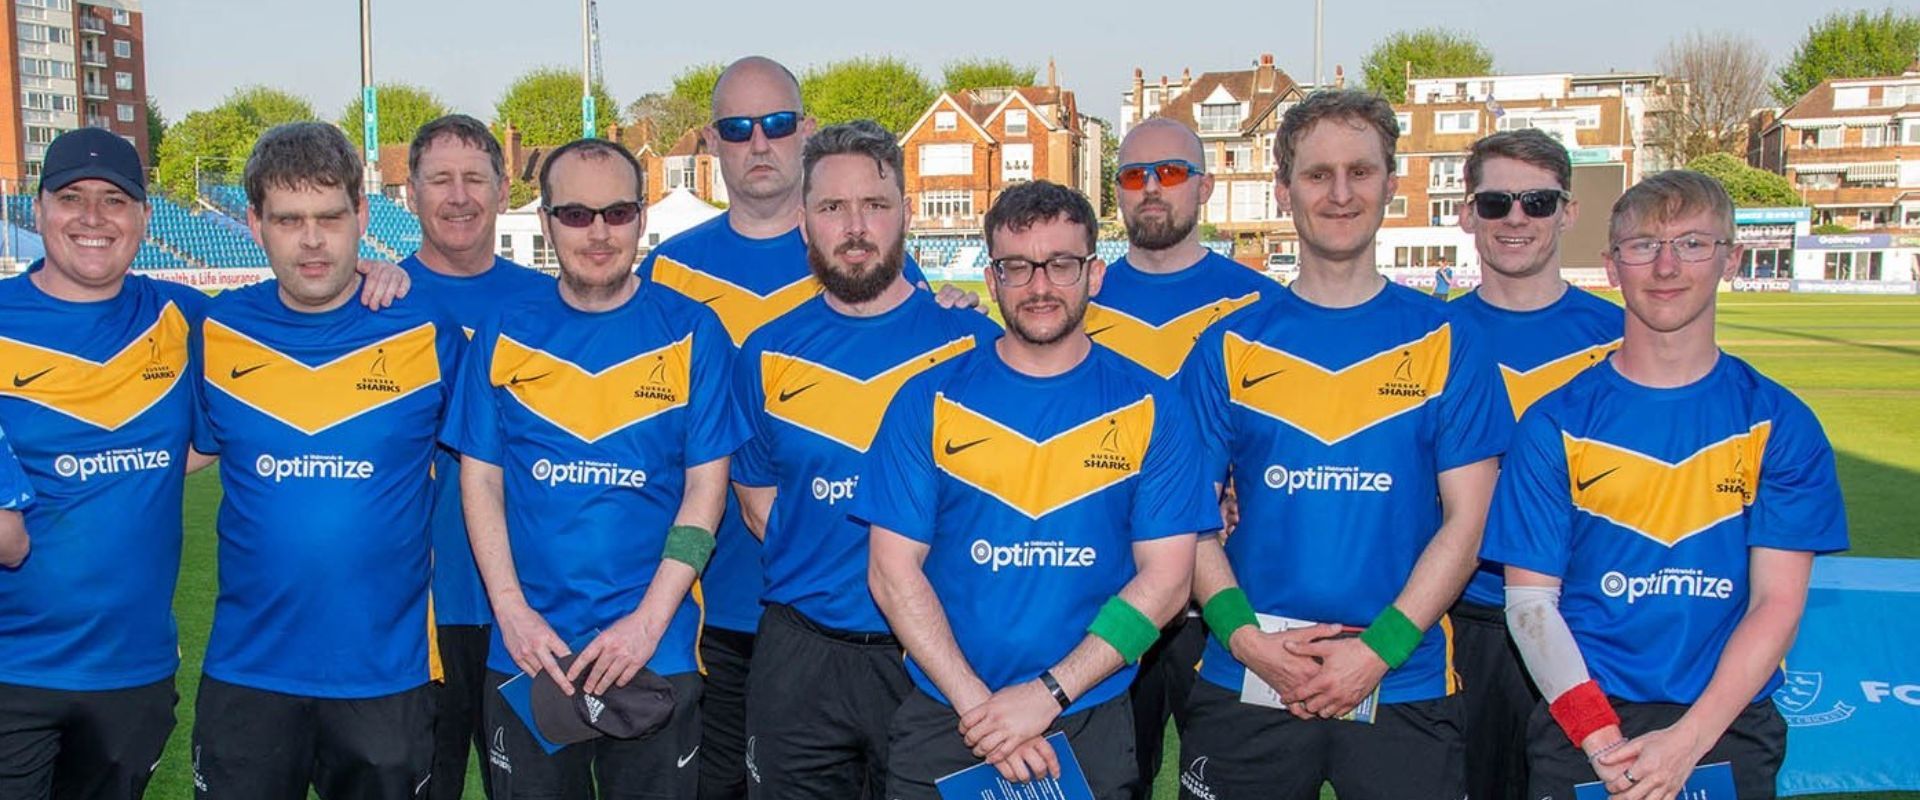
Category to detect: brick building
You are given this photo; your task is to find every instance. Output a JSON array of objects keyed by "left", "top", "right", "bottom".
[
  {"left": 899, "top": 76, "right": 1098, "bottom": 237},
  {"left": 0, "top": 0, "right": 148, "bottom": 185}
]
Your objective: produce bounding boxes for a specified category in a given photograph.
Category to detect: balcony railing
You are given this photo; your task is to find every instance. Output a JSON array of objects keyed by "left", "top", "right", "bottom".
[
  {"left": 80, "top": 17, "right": 107, "bottom": 34},
  {"left": 80, "top": 50, "right": 108, "bottom": 67},
  {"left": 86, "top": 115, "right": 112, "bottom": 128},
  {"left": 1428, "top": 176, "right": 1466, "bottom": 192},
  {"left": 82, "top": 82, "right": 109, "bottom": 99}
]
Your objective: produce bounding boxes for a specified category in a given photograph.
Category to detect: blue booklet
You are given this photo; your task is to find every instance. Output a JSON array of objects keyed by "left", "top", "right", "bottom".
[
  {"left": 494, "top": 629, "right": 601, "bottom": 756},
  {"left": 1575, "top": 761, "right": 1736, "bottom": 800},
  {"left": 935, "top": 731, "right": 1095, "bottom": 800}
]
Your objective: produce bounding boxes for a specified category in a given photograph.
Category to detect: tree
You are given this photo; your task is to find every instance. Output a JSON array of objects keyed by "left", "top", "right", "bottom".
[
  {"left": 627, "top": 63, "right": 723, "bottom": 153},
  {"left": 145, "top": 96, "right": 166, "bottom": 166},
  {"left": 493, "top": 66, "right": 620, "bottom": 148},
  {"left": 800, "top": 57, "right": 936, "bottom": 134},
  {"left": 1686, "top": 153, "right": 1801, "bottom": 207},
  {"left": 1361, "top": 28, "right": 1494, "bottom": 102},
  {"left": 152, "top": 86, "right": 317, "bottom": 200},
  {"left": 942, "top": 58, "right": 1037, "bottom": 93},
  {"left": 1773, "top": 9, "right": 1920, "bottom": 104},
  {"left": 337, "top": 83, "right": 451, "bottom": 150},
  {"left": 1652, "top": 31, "right": 1770, "bottom": 165},
  {"left": 1084, "top": 114, "right": 1118, "bottom": 214}
]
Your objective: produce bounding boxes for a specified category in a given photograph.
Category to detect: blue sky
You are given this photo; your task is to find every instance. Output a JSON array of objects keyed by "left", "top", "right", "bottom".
[{"left": 148, "top": 0, "right": 1878, "bottom": 125}]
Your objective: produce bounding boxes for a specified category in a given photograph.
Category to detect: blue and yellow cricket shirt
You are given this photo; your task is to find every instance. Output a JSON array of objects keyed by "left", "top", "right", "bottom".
[
  {"left": 403, "top": 255, "right": 554, "bottom": 627},
  {"left": 1086, "top": 252, "right": 1272, "bottom": 379},
  {"left": 855, "top": 344, "right": 1218, "bottom": 713},
  {"left": 440, "top": 282, "right": 749, "bottom": 677},
  {"left": 0, "top": 423, "right": 29, "bottom": 510},
  {"left": 193, "top": 280, "right": 461, "bottom": 698},
  {"left": 639, "top": 213, "right": 925, "bottom": 633},
  {"left": 1449, "top": 286, "right": 1623, "bottom": 606},
  {"left": 1481, "top": 354, "right": 1847, "bottom": 704},
  {"left": 1178, "top": 283, "right": 1513, "bottom": 704},
  {"left": 733, "top": 292, "right": 1000, "bottom": 633},
  {"left": 0, "top": 269, "right": 204, "bottom": 691}
]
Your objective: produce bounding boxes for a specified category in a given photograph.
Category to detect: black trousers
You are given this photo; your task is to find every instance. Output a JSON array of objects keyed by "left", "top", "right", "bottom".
[
  {"left": 1525, "top": 698, "right": 1786, "bottom": 800},
  {"left": 744, "top": 604, "right": 910, "bottom": 800},
  {"left": 0, "top": 678, "right": 176, "bottom": 800},
  {"left": 482, "top": 670, "right": 701, "bottom": 800},
  {"left": 697, "top": 626, "right": 754, "bottom": 800},
  {"left": 1127, "top": 613, "right": 1204, "bottom": 800},
  {"left": 885, "top": 689, "right": 1138, "bottom": 800},
  {"left": 1452, "top": 600, "right": 1537, "bottom": 800},
  {"left": 428, "top": 624, "right": 494, "bottom": 800},
  {"left": 191, "top": 675, "right": 433, "bottom": 800}
]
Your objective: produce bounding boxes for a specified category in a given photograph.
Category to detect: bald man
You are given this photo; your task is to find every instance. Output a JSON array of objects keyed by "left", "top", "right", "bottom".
[{"left": 1088, "top": 118, "right": 1272, "bottom": 796}]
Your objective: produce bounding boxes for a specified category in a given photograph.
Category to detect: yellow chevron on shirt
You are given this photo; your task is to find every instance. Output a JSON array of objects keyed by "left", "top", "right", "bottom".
[
  {"left": 932, "top": 394, "right": 1154, "bottom": 519},
  {"left": 490, "top": 333, "right": 692, "bottom": 444},
  {"left": 1563, "top": 421, "right": 1771, "bottom": 547},
  {"left": 761, "top": 337, "right": 976, "bottom": 452},
  {"left": 1498, "top": 339, "right": 1622, "bottom": 419},
  {"left": 1224, "top": 326, "right": 1451, "bottom": 445},
  {"left": 1087, "top": 291, "right": 1263, "bottom": 378},
  {"left": 0, "top": 301, "right": 189, "bottom": 430},
  {"left": 204, "top": 319, "right": 443, "bottom": 436},
  {"left": 651, "top": 256, "right": 818, "bottom": 346}
]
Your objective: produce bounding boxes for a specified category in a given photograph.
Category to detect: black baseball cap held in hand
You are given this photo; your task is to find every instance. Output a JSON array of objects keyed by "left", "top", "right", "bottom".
[
  {"left": 530, "top": 653, "right": 676, "bottom": 744},
  {"left": 38, "top": 127, "right": 146, "bottom": 202}
]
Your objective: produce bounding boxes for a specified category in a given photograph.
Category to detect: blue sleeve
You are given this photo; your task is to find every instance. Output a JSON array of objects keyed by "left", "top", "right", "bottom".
[
  {"left": 729, "top": 336, "right": 775, "bottom": 488},
  {"left": 634, "top": 250, "right": 659, "bottom": 280},
  {"left": 1131, "top": 389, "right": 1220, "bottom": 539},
  {"left": 1175, "top": 324, "right": 1234, "bottom": 485},
  {"left": 189, "top": 319, "right": 218, "bottom": 456},
  {"left": 1749, "top": 396, "right": 1848, "bottom": 553},
  {"left": 1433, "top": 322, "right": 1514, "bottom": 471},
  {"left": 440, "top": 324, "right": 503, "bottom": 466},
  {"left": 0, "top": 425, "right": 32, "bottom": 511},
  {"left": 1479, "top": 408, "right": 1574, "bottom": 578},
  {"left": 850, "top": 378, "right": 938, "bottom": 543},
  {"left": 684, "top": 311, "right": 751, "bottom": 466}
]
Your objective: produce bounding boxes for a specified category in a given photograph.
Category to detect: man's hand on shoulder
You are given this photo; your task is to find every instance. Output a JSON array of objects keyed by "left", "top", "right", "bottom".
[{"left": 357, "top": 259, "right": 411, "bottom": 310}]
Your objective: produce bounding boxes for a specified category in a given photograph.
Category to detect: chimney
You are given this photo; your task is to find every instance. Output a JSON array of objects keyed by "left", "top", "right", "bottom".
[
  {"left": 1182, "top": 67, "right": 1192, "bottom": 89},
  {"left": 1256, "top": 53, "right": 1276, "bottom": 93},
  {"left": 1048, "top": 57, "right": 1058, "bottom": 87},
  {"left": 502, "top": 121, "right": 519, "bottom": 182},
  {"left": 1132, "top": 68, "right": 1144, "bottom": 115},
  {"left": 1335, "top": 65, "right": 1345, "bottom": 90}
]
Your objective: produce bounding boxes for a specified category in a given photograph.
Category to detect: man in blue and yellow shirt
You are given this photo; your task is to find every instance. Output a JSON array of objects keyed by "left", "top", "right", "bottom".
[
  {"left": 730, "top": 121, "right": 1001, "bottom": 798},
  {"left": 1446, "top": 129, "right": 1624, "bottom": 800},
  {"left": 1176, "top": 90, "right": 1511, "bottom": 800},
  {"left": 0, "top": 424, "right": 30, "bottom": 567},
  {"left": 861, "top": 181, "right": 1215, "bottom": 799},
  {"left": 444, "top": 138, "right": 747, "bottom": 800},
  {"left": 190, "top": 122, "right": 461, "bottom": 799},
  {"left": 1482, "top": 171, "right": 1846, "bottom": 800}
]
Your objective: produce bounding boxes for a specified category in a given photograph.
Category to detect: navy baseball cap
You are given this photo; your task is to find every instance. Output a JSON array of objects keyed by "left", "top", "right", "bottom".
[{"left": 38, "top": 127, "right": 146, "bottom": 202}]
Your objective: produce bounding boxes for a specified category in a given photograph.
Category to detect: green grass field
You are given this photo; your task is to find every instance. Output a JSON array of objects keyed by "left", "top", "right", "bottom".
[{"left": 148, "top": 291, "right": 1919, "bottom": 799}]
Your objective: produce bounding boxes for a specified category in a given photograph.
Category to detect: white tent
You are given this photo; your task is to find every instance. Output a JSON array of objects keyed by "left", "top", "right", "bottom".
[
  {"left": 641, "top": 189, "right": 724, "bottom": 249},
  {"left": 493, "top": 190, "right": 724, "bottom": 270}
]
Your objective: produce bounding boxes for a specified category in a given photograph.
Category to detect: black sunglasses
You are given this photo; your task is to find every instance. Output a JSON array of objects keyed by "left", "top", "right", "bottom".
[
  {"left": 1470, "top": 189, "right": 1570, "bottom": 220},
  {"left": 543, "top": 201, "right": 642, "bottom": 228},
  {"left": 712, "top": 111, "right": 801, "bottom": 143}
]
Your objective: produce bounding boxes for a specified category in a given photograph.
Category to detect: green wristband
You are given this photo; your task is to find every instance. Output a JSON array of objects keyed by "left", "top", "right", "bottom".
[
  {"left": 1201, "top": 587, "right": 1259, "bottom": 649},
  {"left": 662, "top": 525, "right": 716, "bottom": 572},
  {"left": 1087, "top": 595, "right": 1159, "bottom": 664},
  {"left": 1359, "top": 605, "right": 1422, "bottom": 669}
]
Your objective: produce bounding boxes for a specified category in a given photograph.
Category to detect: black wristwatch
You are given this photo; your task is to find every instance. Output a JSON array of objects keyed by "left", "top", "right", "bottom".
[{"left": 1038, "top": 669, "right": 1072, "bottom": 710}]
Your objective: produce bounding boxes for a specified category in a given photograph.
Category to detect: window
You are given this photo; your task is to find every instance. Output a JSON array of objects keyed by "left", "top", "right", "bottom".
[
  {"left": 16, "top": 22, "right": 44, "bottom": 42},
  {"left": 1904, "top": 120, "right": 1920, "bottom": 144},
  {"left": 934, "top": 111, "right": 956, "bottom": 132},
  {"left": 497, "top": 235, "right": 513, "bottom": 258},
  {"left": 1395, "top": 112, "right": 1412, "bottom": 137},
  {"left": 532, "top": 234, "right": 556, "bottom": 269},
  {"left": 919, "top": 190, "right": 972, "bottom": 220},
  {"left": 1387, "top": 196, "right": 1408, "bottom": 217},
  {"left": 666, "top": 156, "right": 695, "bottom": 189},
  {"left": 1393, "top": 245, "right": 1459, "bottom": 268},
  {"left": 25, "top": 126, "right": 59, "bottom": 144},
  {"left": 1833, "top": 87, "right": 1869, "bottom": 109},
  {"left": 1573, "top": 106, "right": 1601, "bottom": 129},
  {"left": 1002, "top": 143, "right": 1032, "bottom": 182},
  {"left": 1225, "top": 145, "right": 1252, "bottom": 172},
  {"left": 1198, "top": 103, "right": 1239, "bottom": 133},
  {"left": 1816, "top": 127, "right": 1841, "bottom": 148},
  {"left": 1435, "top": 111, "right": 1477, "bottom": 134},
  {"left": 1862, "top": 126, "right": 1884, "bottom": 147},
  {"left": 116, "top": 103, "right": 133, "bottom": 122},
  {"left": 1740, "top": 249, "right": 1792, "bottom": 278},
  {"left": 1395, "top": 156, "right": 1408, "bottom": 176},
  {"left": 1204, "top": 189, "right": 1227, "bottom": 224},
  {"left": 1880, "top": 85, "right": 1911, "bottom": 107},
  {"left": 1005, "top": 110, "right": 1027, "bottom": 136},
  {"left": 112, "top": 8, "right": 129, "bottom": 24},
  {"left": 1823, "top": 251, "right": 1882, "bottom": 280},
  {"left": 1203, "top": 147, "right": 1219, "bottom": 173},
  {"left": 1430, "top": 198, "right": 1461, "bottom": 225},
  {"left": 1906, "top": 207, "right": 1920, "bottom": 227},
  {"left": 113, "top": 71, "right": 132, "bottom": 91},
  {"left": 1230, "top": 181, "right": 1270, "bottom": 221},
  {"left": 1796, "top": 172, "right": 1839, "bottom": 189},
  {"left": 918, "top": 143, "right": 971, "bottom": 176},
  {"left": 113, "top": 39, "right": 130, "bottom": 59},
  {"left": 1429, "top": 156, "right": 1465, "bottom": 190}
]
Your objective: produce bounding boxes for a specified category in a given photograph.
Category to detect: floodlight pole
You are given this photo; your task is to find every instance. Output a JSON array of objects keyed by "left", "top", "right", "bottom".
[
  {"left": 1314, "top": 0, "right": 1324, "bottom": 91},
  {"left": 581, "top": 0, "right": 596, "bottom": 139},
  {"left": 359, "top": 0, "right": 380, "bottom": 193}
]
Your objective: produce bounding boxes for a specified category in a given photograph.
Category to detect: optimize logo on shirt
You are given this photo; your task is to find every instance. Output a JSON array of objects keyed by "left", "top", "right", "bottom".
[
  {"left": 1085, "top": 291, "right": 1261, "bottom": 379},
  {"left": 811, "top": 475, "right": 858, "bottom": 506},
  {"left": 1223, "top": 326, "right": 1450, "bottom": 445},
  {"left": 969, "top": 538, "right": 1098, "bottom": 572},
  {"left": 53, "top": 447, "right": 173, "bottom": 481},
  {"left": 1262, "top": 464, "right": 1394, "bottom": 494},
  {"left": 254, "top": 453, "right": 375, "bottom": 482},
  {"left": 933, "top": 394, "right": 1155, "bottom": 519},
  {"left": 1564, "top": 421, "right": 1770, "bottom": 547},
  {"left": 1599, "top": 567, "right": 1736, "bottom": 605},
  {"left": 651, "top": 256, "right": 819, "bottom": 346},
  {"left": 0, "top": 301, "right": 190, "bottom": 431},
  {"left": 530, "top": 458, "right": 648, "bottom": 489}
]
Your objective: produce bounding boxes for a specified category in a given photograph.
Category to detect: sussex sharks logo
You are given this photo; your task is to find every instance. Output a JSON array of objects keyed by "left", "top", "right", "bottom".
[{"left": 1773, "top": 670, "right": 1854, "bottom": 727}]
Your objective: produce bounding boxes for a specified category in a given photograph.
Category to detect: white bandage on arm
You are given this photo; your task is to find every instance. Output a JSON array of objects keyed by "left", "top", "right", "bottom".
[{"left": 1505, "top": 584, "right": 1593, "bottom": 702}]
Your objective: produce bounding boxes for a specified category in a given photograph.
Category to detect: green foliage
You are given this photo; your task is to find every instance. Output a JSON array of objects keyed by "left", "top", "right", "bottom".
[
  {"left": 1361, "top": 28, "right": 1495, "bottom": 101},
  {"left": 144, "top": 96, "right": 166, "bottom": 166},
  {"left": 628, "top": 62, "right": 724, "bottom": 153},
  {"left": 941, "top": 58, "right": 1037, "bottom": 93},
  {"left": 1773, "top": 9, "right": 1920, "bottom": 105},
  {"left": 336, "top": 83, "right": 451, "bottom": 150},
  {"left": 1086, "top": 114, "right": 1118, "bottom": 215},
  {"left": 1685, "top": 153, "right": 1802, "bottom": 207},
  {"left": 493, "top": 66, "right": 621, "bottom": 148},
  {"left": 1812, "top": 222, "right": 1852, "bottom": 234},
  {"left": 800, "top": 57, "right": 936, "bottom": 134},
  {"left": 152, "top": 86, "right": 317, "bottom": 201}
]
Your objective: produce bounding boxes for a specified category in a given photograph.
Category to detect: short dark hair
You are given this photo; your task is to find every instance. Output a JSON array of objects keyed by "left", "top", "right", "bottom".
[
  {"left": 243, "top": 121, "right": 363, "bottom": 213},
  {"left": 1465, "top": 129, "right": 1573, "bottom": 193},
  {"left": 408, "top": 114, "right": 505, "bottom": 182},
  {"left": 537, "top": 138, "right": 644, "bottom": 205},
  {"left": 1609, "top": 170, "right": 1735, "bottom": 244},
  {"left": 983, "top": 181, "right": 1098, "bottom": 254},
  {"left": 1274, "top": 90, "right": 1399, "bottom": 185},
  {"left": 802, "top": 120, "right": 903, "bottom": 197}
]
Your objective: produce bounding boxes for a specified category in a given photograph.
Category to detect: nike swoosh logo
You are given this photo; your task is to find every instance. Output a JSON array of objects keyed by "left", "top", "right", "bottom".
[
  {"left": 697, "top": 294, "right": 724, "bottom": 306},
  {"left": 509, "top": 371, "right": 551, "bottom": 386},
  {"left": 1576, "top": 466, "right": 1620, "bottom": 492},
  {"left": 777, "top": 382, "right": 818, "bottom": 402},
  {"left": 1239, "top": 369, "right": 1286, "bottom": 389},
  {"left": 1087, "top": 325, "right": 1113, "bottom": 337},
  {"left": 943, "top": 437, "right": 989, "bottom": 456},
  {"left": 677, "top": 746, "right": 700, "bottom": 768},
  {"left": 227, "top": 363, "right": 267, "bottom": 380},
  {"left": 11, "top": 367, "right": 54, "bottom": 387}
]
